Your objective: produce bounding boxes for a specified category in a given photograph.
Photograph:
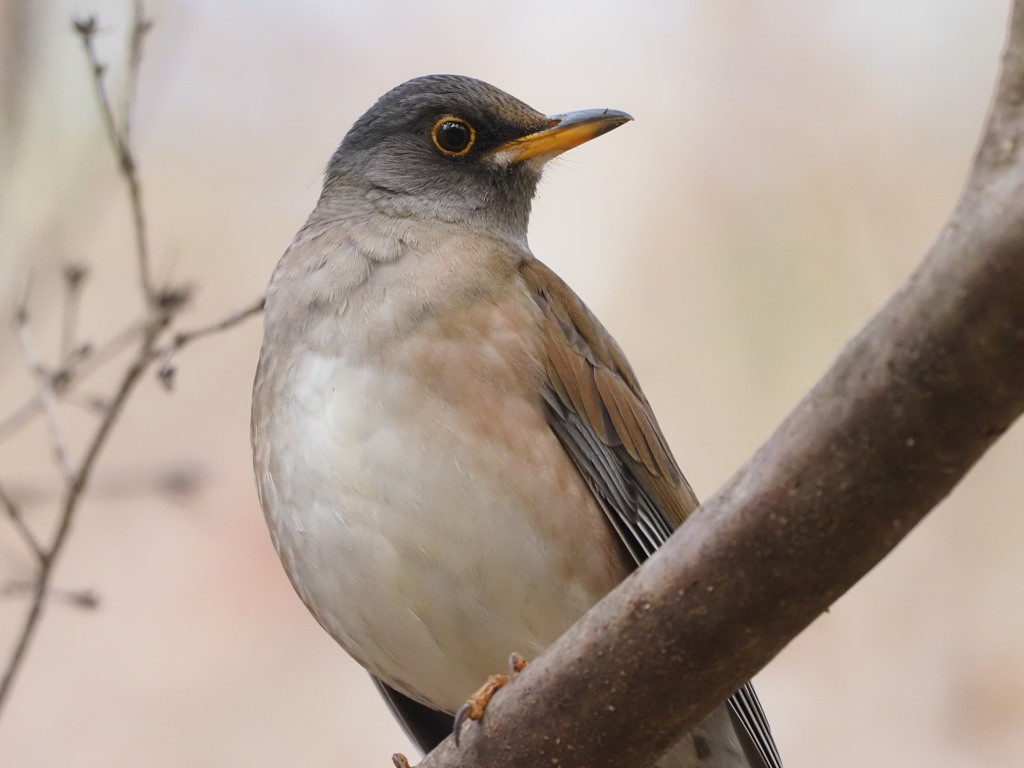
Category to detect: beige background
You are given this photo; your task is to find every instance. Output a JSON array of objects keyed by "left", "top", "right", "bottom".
[{"left": 1, "top": 1, "right": 1023, "bottom": 766}]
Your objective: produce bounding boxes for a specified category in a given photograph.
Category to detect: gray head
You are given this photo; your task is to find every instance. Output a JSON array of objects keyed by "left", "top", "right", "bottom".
[{"left": 323, "top": 74, "right": 632, "bottom": 241}]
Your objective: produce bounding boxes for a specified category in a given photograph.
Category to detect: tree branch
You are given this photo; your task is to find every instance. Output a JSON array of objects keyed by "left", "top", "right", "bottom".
[{"left": 414, "top": 4, "right": 1024, "bottom": 767}]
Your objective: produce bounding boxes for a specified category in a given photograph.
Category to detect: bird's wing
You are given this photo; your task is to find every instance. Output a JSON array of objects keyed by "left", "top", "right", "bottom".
[
  {"left": 372, "top": 677, "right": 453, "bottom": 754},
  {"left": 519, "top": 258, "right": 698, "bottom": 559},
  {"left": 520, "top": 258, "right": 783, "bottom": 768}
]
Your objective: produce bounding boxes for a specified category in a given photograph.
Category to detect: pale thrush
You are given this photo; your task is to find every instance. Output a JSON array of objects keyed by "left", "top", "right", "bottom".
[{"left": 251, "top": 74, "right": 782, "bottom": 768}]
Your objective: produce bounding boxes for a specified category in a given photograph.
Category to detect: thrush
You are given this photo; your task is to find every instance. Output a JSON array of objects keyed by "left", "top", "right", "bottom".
[{"left": 251, "top": 74, "right": 782, "bottom": 768}]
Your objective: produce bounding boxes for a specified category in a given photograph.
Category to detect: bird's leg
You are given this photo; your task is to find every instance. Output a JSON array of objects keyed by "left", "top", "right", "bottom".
[{"left": 453, "top": 653, "right": 529, "bottom": 746}]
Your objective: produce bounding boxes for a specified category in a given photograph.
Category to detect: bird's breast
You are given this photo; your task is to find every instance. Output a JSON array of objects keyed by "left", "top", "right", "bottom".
[{"left": 251, "top": 286, "right": 628, "bottom": 712}]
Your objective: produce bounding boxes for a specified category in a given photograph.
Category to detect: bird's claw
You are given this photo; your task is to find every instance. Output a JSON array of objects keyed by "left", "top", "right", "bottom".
[
  {"left": 453, "top": 674, "right": 507, "bottom": 746},
  {"left": 452, "top": 653, "right": 529, "bottom": 746}
]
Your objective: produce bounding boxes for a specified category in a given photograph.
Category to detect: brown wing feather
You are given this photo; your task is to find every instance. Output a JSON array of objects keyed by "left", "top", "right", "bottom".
[
  {"left": 518, "top": 258, "right": 698, "bottom": 530},
  {"left": 520, "top": 258, "right": 783, "bottom": 768}
]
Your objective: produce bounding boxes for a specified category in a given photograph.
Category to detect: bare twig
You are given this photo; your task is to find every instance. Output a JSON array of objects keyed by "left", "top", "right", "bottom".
[
  {"left": 73, "top": 9, "right": 154, "bottom": 303},
  {"left": 0, "top": 317, "right": 147, "bottom": 440},
  {"left": 0, "top": 481, "right": 44, "bottom": 565},
  {"left": 14, "top": 310, "right": 75, "bottom": 481},
  {"left": 0, "top": 5, "right": 262, "bottom": 723},
  {"left": 0, "top": 312, "right": 170, "bottom": 717},
  {"left": 59, "top": 263, "right": 88, "bottom": 360},
  {"left": 2, "top": 581, "right": 99, "bottom": 611},
  {"left": 0, "top": 461, "right": 205, "bottom": 508},
  {"left": 0, "top": 398, "right": 41, "bottom": 442},
  {"left": 0, "top": 293, "right": 264, "bottom": 436},
  {"left": 123, "top": 0, "right": 151, "bottom": 146},
  {"left": 63, "top": 390, "right": 110, "bottom": 414},
  {"left": 156, "top": 296, "right": 265, "bottom": 388}
]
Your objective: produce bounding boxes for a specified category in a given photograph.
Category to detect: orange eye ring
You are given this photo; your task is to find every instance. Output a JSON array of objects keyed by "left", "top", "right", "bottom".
[{"left": 431, "top": 117, "right": 476, "bottom": 157}]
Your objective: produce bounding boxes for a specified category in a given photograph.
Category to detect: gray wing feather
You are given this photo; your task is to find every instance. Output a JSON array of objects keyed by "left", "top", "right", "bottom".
[{"left": 543, "top": 392, "right": 783, "bottom": 768}]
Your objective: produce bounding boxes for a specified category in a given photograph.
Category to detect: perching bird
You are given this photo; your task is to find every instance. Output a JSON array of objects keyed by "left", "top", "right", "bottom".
[{"left": 251, "top": 74, "right": 782, "bottom": 768}]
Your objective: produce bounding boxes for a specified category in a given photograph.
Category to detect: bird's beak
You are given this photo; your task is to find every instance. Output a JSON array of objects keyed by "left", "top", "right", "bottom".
[{"left": 488, "top": 108, "right": 633, "bottom": 165}]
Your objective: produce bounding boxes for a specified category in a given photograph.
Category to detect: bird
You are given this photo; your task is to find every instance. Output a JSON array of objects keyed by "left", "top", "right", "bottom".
[{"left": 251, "top": 74, "right": 782, "bottom": 768}]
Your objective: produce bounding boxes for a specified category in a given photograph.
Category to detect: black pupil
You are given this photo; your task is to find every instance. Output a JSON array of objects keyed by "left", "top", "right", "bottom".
[{"left": 438, "top": 121, "right": 470, "bottom": 152}]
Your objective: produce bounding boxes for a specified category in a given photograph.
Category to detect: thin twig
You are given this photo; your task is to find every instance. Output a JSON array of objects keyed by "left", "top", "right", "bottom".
[
  {"left": 0, "top": 311, "right": 170, "bottom": 717},
  {"left": 123, "top": 0, "right": 151, "bottom": 147},
  {"left": 0, "top": 481, "right": 44, "bottom": 565},
  {"left": 59, "top": 263, "right": 88, "bottom": 360},
  {"left": 0, "top": 290, "right": 261, "bottom": 438},
  {"left": 156, "top": 296, "right": 265, "bottom": 388},
  {"left": 63, "top": 390, "right": 110, "bottom": 414},
  {"left": 1, "top": 581, "right": 99, "bottom": 610},
  {"left": 66, "top": 318, "right": 146, "bottom": 380},
  {"left": 0, "top": 318, "right": 148, "bottom": 441},
  {"left": 14, "top": 311, "right": 75, "bottom": 481},
  {"left": 0, "top": 461, "right": 206, "bottom": 508},
  {"left": 0, "top": 4, "right": 263, "bottom": 726},
  {"left": 73, "top": 11, "right": 154, "bottom": 304},
  {"left": 0, "top": 399, "right": 42, "bottom": 443}
]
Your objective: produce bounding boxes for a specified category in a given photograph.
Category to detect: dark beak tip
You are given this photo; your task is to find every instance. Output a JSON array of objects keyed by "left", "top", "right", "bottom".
[
  {"left": 547, "top": 107, "right": 634, "bottom": 130},
  {"left": 599, "top": 110, "right": 633, "bottom": 136}
]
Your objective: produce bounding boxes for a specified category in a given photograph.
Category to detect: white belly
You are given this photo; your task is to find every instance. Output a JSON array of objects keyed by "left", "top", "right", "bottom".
[{"left": 253, "top": 326, "right": 626, "bottom": 712}]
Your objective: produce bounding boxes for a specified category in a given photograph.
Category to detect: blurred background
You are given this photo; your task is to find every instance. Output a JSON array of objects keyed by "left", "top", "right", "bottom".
[{"left": 1, "top": 0, "right": 1022, "bottom": 766}]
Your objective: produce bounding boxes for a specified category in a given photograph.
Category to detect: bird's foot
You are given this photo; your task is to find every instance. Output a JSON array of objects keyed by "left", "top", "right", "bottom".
[{"left": 453, "top": 653, "right": 529, "bottom": 746}]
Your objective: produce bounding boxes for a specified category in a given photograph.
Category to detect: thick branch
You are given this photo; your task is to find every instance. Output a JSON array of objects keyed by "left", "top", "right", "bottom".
[{"left": 417, "top": 4, "right": 1024, "bottom": 768}]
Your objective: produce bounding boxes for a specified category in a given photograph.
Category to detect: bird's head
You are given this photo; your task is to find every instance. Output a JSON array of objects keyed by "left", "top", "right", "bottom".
[{"left": 323, "top": 74, "right": 632, "bottom": 242}]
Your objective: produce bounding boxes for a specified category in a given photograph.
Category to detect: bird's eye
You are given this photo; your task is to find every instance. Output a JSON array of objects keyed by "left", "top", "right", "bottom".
[{"left": 431, "top": 117, "right": 476, "bottom": 156}]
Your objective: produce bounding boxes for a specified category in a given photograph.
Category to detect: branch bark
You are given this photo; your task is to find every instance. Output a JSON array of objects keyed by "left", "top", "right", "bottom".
[{"left": 416, "top": 4, "right": 1024, "bottom": 767}]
